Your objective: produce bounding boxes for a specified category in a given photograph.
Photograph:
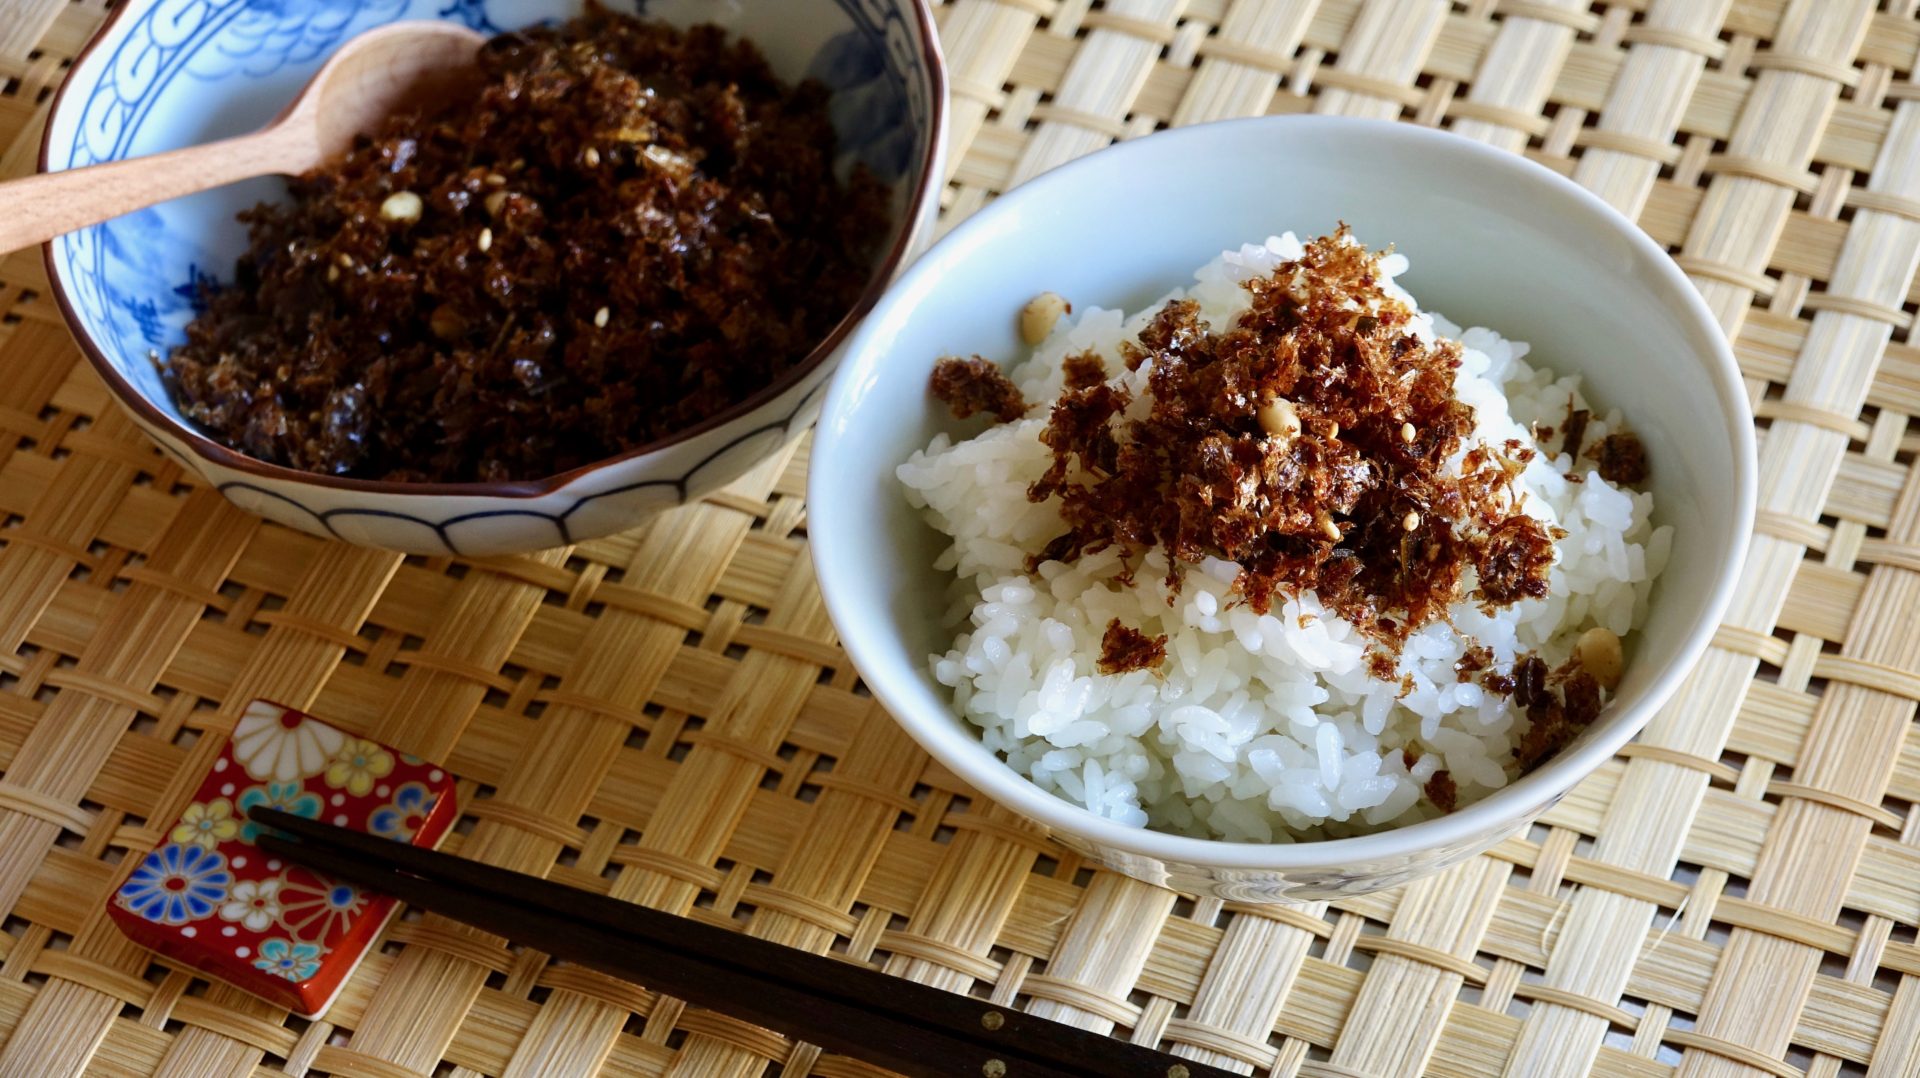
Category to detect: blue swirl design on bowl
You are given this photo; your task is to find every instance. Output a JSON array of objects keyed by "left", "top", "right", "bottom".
[
  {"left": 196, "top": 0, "right": 413, "bottom": 82},
  {"left": 172, "top": 263, "right": 220, "bottom": 315},
  {"left": 51, "top": 0, "right": 932, "bottom": 552},
  {"left": 435, "top": 0, "right": 507, "bottom": 33},
  {"left": 810, "top": 7, "right": 915, "bottom": 183}
]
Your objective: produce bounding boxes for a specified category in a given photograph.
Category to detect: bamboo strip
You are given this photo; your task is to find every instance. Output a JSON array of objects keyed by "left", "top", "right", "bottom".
[
  {"left": 883, "top": 800, "right": 1046, "bottom": 994},
  {"left": 1328, "top": 857, "right": 1508, "bottom": 1075},
  {"left": 1167, "top": 900, "right": 1325, "bottom": 1072},
  {"left": 1008, "top": 0, "right": 1186, "bottom": 188},
  {"left": 1171, "top": 0, "right": 1320, "bottom": 124},
  {"left": 1024, "top": 873, "right": 1175, "bottom": 1033},
  {"left": 1309, "top": 0, "right": 1447, "bottom": 120},
  {"left": 1449, "top": 0, "right": 1581, "bottom": 151}
]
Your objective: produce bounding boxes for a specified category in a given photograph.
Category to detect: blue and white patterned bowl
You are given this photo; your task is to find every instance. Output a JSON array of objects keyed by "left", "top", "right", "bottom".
[{"left": 41, "top": 0, "right": 946, "bottom": 555}]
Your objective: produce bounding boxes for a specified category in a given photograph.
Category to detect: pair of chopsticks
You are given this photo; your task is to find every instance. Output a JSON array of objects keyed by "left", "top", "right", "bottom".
[{"left": 246, "top": 807, "right": 1237, "bottom": 1078}]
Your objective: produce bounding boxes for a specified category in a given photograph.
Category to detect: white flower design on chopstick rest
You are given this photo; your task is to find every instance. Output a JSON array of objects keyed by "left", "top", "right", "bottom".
[
  {"left": 218, "top": 877, "right": 285, "bottom": 933},
  {"left": 230, "top": 701, "right": 345, "bottom": 783}
]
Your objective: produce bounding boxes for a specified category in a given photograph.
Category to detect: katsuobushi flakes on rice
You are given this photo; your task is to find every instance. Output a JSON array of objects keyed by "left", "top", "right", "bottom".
[{"left": 900, "top": 229, "right": 1669, "bottom": 842}]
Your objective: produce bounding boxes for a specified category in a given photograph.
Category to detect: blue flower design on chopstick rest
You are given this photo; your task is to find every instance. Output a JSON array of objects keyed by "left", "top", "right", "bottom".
[
  {"left": 119, "top": 844, "right": 233, "bottom": 925},
  {"left": 369, "top": 782, "right": 440, "bottom": 842},
  {"left": 236, "top": 780, "right": 324, "bottom": 842},
  {"left": 254, "top": 937, "right": 324, "bottom": 982}
]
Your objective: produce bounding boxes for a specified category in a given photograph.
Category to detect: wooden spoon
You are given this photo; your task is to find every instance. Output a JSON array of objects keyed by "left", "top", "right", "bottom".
[{"left": 1, "top": 20, "right": 486, "bottom": 255}]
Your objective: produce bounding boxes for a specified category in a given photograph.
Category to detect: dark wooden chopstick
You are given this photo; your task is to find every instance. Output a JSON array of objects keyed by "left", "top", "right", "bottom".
[{"left": 247, "top": 807, "right": 1237, "bottom": 1078}]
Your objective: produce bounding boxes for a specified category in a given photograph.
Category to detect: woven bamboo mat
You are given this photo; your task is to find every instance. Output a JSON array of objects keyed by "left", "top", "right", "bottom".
[{"left": 1, "top": 0, "right": 1918, "bottom": 1074}]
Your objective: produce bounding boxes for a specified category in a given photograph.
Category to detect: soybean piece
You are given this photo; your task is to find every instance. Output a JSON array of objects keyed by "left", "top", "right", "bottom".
[{"left": 1020, "top": 292, "right": 1070, "bottom": 345}]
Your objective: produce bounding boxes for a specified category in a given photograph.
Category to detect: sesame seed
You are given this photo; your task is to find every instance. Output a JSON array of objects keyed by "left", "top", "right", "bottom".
[
  {"left": 583, "top": 146, "right": 601, "bottom": 167},
  {"left": 477, "top": 228, "right": 493, "bottom": 253},
  {"left": 484, "top": 172, "right": 507, "bottom": 186},
  {"left": 643, "top": 145, "right": 692, "bottom": 174},
  {"left": 1403, "top": 511, "right": 1421, "bottom": 531},
  {"left": 594, "top": 306, "right": 609, "bottom": 328},
  {"left": 1401, "top": 421, "right": 1416, "bottom": 443}
]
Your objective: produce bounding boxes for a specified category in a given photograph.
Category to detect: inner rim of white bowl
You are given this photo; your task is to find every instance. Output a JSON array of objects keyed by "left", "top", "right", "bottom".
[{"left": 811, "top": 114, "right": 1756, "bottom": 871}]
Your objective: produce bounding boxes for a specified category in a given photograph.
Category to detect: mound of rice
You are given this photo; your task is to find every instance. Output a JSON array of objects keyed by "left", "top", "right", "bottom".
[{"left": 898, "top": 233, "right": 1671, "bottom": 842}]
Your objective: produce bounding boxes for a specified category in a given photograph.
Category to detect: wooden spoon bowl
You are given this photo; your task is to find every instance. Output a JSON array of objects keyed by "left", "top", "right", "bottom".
[{"left": 0, "top": 21, "right": 484, "bottom": 256}]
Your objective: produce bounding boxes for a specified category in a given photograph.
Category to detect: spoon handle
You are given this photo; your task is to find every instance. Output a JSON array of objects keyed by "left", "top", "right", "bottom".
[{"left": 0, "top": 124, "right": 310, "bottom": 256}]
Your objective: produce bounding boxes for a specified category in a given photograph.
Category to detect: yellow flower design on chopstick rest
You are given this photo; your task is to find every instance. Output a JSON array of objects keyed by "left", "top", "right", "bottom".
[
  {"left": 170, "top": 798, "right": 239, "bottom": 850},
  {"left": 323, "top": 739, "right": 394, "bottom": 797}
]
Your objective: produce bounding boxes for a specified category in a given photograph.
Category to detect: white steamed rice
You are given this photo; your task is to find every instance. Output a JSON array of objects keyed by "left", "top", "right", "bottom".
[{"left": 898, "top": 233, "right": 1671, "bottom": 842}]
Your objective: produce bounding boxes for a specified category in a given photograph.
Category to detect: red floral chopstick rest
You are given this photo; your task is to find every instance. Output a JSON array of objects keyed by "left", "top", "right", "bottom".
[{"left": 107, "top": 700, "right": 457, "bottom": 1017}]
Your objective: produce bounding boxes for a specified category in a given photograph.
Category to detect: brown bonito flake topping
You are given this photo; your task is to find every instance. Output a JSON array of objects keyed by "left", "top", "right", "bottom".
[
  {"left": 1424, "top": 769, "right": 1458, "bottom": 813},
  {"left": 1097, "top": 619, "right": 1167, "bottom": 675},
  {"left": 1014, "top": 227, "right": 1557, "bottom": 646},
  {"left": 930, "top": 357, "right": 1029, "bottom": 423},
  {"left": 1560, "top": 403, "right": 1589, "bottom": 460},
  {"left": 1476, "top": 516, "right": 1556, "bottom": 605},
  {"left": 164, "top": 4, "right": 890, "bottom": 483},
  {"left": 1513, "top": 658, "right": 1606, "bottom": 770},
  {"left": 1593, "top": 431, "right": 1648, "bottom": 485},
  {"left": 1455, "top": 644, "right": 1493, "bottom": 682},
  {"left": 1062, "top": 350, "right": 1108, "bottom": 392}
]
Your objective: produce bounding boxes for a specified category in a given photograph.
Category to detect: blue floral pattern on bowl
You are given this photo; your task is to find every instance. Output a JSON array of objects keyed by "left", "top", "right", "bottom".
[{"left": 42, "top": 0, "right": 946, "bottom": 556}]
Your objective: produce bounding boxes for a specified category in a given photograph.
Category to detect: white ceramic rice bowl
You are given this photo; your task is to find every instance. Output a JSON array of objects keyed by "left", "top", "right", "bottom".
[{"left": 809, "top": 116, "right": 1755, "bottom": 902}]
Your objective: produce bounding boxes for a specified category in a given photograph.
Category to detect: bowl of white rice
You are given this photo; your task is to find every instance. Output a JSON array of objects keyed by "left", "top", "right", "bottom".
[{"left": 809, "top": 116, "right": 1754, "bottom": 901}]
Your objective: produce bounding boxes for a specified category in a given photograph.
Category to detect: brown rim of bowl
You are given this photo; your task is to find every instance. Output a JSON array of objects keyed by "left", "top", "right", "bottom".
[{"left": 39, "top": 1, "right": 949, "bottom": 499}]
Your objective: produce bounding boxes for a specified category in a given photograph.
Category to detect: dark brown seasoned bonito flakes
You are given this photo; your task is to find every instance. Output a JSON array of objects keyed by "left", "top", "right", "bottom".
[
  {"left": 1097, "top": 619, "right": 1167, "bottom": 675},
  {"left": 930, "top": 356, "right": 1028, "bottom": 423},
  {"left": 1012, "top": 227, "right": 1564, "bottom": 647},
  {"left": 1593, "top": 431, "right": 1649, "bottom": 485},
  {"left": 168, "top": 5, "right": 890, "bottom": 482}
]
